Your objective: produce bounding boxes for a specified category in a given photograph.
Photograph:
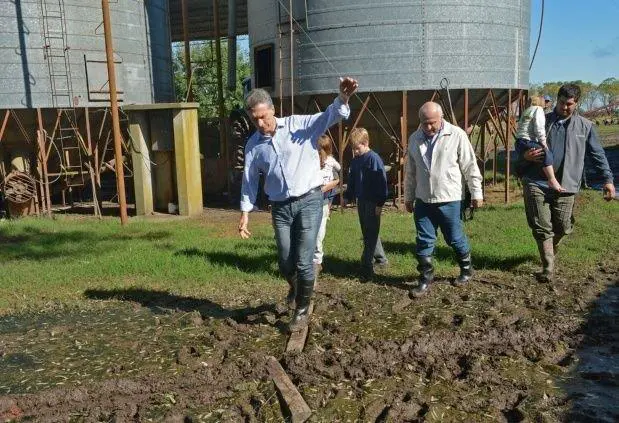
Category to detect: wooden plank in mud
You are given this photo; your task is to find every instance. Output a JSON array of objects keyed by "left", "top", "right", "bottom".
[
  {"left": 285, "top": 302, "right": 314, "bottom": 353},
  {"left": 266, "top": 356, "right": 312, "bottom": 423}
]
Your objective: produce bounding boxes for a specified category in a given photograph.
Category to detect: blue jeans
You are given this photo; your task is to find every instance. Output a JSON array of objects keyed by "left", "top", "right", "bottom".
[
  {"left": 271, "top": 188, "right": 323, "bottom": 283},
  {"left": 414, "top": 200, "right": 470, "bottom": 257}
]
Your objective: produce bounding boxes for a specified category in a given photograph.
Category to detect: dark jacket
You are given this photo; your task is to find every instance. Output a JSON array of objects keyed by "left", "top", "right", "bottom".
[{"left": 344, "top": 150, "right": 388, "bottom": 206}]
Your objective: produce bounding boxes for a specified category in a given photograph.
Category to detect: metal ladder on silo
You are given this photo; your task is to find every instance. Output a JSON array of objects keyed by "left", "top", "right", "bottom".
[
  {"left": 41, "top": 0, "right": 74, "bottom": 108},
  {"left": 57, "top": 109, "right": 87, "bottom": 187}
]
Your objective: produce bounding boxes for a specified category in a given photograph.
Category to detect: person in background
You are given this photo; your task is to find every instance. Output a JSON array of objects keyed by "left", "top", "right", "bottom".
[
  {"left": 543, "top": 95, "right": 553, "bottom": 114},
  {"left": 344, "top": 128, "right": 389, "bottom": 281},
  {"left": 313, "top": 134, "right": 341, "bottom": 275}
]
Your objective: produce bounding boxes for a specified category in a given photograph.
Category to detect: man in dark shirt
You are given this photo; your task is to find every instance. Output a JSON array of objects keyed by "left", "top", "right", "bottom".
[
  {"left": 520, "top": 83, "right": 615, "bottom": 282},
  {"left": 344, "top": 128, "right": 389, "bottom": 280}
]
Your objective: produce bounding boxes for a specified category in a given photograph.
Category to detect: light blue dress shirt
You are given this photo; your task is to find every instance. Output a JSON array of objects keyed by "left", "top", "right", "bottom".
[{"left": 240, "top": 97, "right": 350, "bottom": 212}]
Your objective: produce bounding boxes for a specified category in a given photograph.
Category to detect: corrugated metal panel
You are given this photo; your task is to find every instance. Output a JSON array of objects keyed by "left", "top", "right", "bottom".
[
  {"left": 249, "top": 0, "right": 530, "bottom": 96},
  {"left": 168, "top": 0, "right": 248, "bottom": 41},
  {"left": 0, "top": 0, "right": 174, "bottom": 109}
]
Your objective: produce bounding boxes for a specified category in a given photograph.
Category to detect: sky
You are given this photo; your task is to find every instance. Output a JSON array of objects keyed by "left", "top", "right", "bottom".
[{"left": 529, "top": 0, "right": 619, "bottom": 84}]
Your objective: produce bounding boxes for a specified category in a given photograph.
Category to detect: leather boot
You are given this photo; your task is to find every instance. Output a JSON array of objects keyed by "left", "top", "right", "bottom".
[
  {"left": 454, "top": 252, "right": 473, "bottom": 286},
  {"left": 410, "top": 255, "right": 434, "bottom": 298},
  {"left": 537, "top": 239, "right": 555, "bottom": 282},
  {"left": 286, "top": 274, "right": 297, "bottom": 310},
  {"left": 288, "top": 279, "right": 314, "bottom": 332}
]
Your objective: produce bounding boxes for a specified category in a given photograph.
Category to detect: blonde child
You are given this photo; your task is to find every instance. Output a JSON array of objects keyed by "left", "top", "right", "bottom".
[
  {"left": 515, "top": 96, "right": 564, "bottom": 192},
  {"left": 343, "top": 128, "right": 389, "bottom": 280},
  {"left": 313, "top": 135, "right": 341, "bottom": 271}
]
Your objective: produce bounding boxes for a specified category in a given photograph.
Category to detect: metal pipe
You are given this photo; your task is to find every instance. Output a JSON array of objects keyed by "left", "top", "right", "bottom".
[
  {"left": 102, "top": 0, "right": 128, "bottom": 225},
  {"left": 181, "top": 0, "right": 192, "bottom": 101},
  {"left": 400, "top": 90, "right": 408, "bottom": 207},
  {"left": 289, "top": 0, "right": 294, "bottom": 114},
  {"left": 463, "top": 88, "right": 469, "bottom": 130},
  {"left": 36, "top": 108, "right": 51, "bottom": 216},
  {"left": 227, "top": 0, "right": 237, "bottom": 91},
  {"left": 481, "top": 121, "right": 486, "bottom": 197},
  {"left": 505, "top": 89, "right": 512, "bottom": 204},
  {"left": 213, "top": 0, "right": 229, "bottom": 199},
  {"left": 278, "top": 24, "right": 283, "bottom": 115}
]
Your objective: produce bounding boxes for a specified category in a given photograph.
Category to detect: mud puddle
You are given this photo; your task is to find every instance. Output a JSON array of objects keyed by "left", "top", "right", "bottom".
[{"left": 0, "top": 265, "right": 617, "bottom": 421}]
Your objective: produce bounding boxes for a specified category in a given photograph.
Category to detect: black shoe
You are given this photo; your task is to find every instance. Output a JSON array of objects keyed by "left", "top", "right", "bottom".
[
  {"left": 286, "top": 274, "right": 297, "bottom": 310},
  {"left": 454, "top": 253, "right": 473, "bottom": 286},
  {"left": 410, "top": 255, "right": 433, "bottom": 298},
  {"left": 359, "top": 267, "right": 375, "bottom": 283}
]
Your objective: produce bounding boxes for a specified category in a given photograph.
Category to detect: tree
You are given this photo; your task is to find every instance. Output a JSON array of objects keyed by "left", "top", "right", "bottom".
[
  {"left": 598, "top": 77, "right": 619, "bottom": 109},
  {"left": 173, "top": 40, "right": 251, "bottom": 119}
]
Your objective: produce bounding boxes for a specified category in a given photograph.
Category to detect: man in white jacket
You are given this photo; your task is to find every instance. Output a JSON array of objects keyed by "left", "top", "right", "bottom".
[{"left": 404, "top": 102, "right": 483, "bottom": 297}]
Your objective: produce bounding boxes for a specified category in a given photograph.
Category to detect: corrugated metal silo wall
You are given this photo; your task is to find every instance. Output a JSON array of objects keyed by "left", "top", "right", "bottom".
[
  {"left": 0, "top": 0, "right": 174, "bottom": 109},
  {"left": 249, "top": 0, "right": 530, "bottom": 96}
]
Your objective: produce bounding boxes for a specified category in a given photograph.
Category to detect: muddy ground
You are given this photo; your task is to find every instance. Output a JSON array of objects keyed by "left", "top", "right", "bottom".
[{"left": 0, "top": 212, "right": 618, "bottom": 422}]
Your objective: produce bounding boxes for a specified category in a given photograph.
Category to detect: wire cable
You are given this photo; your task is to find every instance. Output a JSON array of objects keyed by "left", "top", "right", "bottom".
[{"left": 529, "top": 0, "right": 544, "bottom": 70}]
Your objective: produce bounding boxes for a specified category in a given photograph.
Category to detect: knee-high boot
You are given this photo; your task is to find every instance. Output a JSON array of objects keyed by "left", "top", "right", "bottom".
[
  {"left": 288, "top": 278, "right": 314, "bottom": 332},
  {"left": 537, "top": 239, "right": 555, "bottom": 282},
  {"left": 410, "top": 255, "right": 434, "bottom": 298}
]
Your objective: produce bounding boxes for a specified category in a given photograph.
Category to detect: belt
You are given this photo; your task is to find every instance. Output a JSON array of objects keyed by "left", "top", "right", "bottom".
[{"left": 272, "top": 186, "right": 321, "bottom": 205}]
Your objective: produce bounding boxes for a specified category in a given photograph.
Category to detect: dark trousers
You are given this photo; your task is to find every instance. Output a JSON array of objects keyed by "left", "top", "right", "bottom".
[{"left": 357, "top": 199, "right": 387, "bottom": 269}]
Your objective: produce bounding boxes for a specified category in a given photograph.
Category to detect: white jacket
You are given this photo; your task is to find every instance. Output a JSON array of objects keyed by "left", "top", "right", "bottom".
[
  {"left": 515, "top": 105, "right": 546, "bottom": 144},
  {"left": 404, "top": 121, "right": 483, "bottom": 203}
]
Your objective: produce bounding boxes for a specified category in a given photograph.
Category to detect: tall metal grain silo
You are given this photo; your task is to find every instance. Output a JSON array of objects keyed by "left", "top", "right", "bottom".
[
  {"left": 248, "top": 0, "right": 531, "bottom": 202},
  {"left": 0, "top": 0, "right": 174, "bottom": 109}
]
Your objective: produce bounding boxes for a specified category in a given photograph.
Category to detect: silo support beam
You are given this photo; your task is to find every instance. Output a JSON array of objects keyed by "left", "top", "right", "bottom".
[
  {"left": 129, "top": 112, "right": 154, "bottom": 216},
  {"left": 504, "top": 89, "right": 512, "bottom": 204},
  {"left": 227, "top": 0, "right": 237, "bottom": 91},
  {"left": 463, "top": 88, "right": 469, "bottom": 130},
  {"left": 0, "top": 110, "right": 10, "bottom": 143},
  {"left": 173, "top": 107, "right": 203, "bottom": 217},
  {"left": 36, "top": 108, "right": 52, "bottom": 216},
  {"left": 102, "top": 0, "right": 129, "bottom": 225},
  {"left": 181, "top": 0, "right": 192, "bottom": 101}
]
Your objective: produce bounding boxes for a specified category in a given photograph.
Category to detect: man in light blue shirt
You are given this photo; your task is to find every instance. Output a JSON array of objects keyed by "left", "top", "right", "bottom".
[{"left": 238, "top": 77, "right": 358, "bottom": 331}]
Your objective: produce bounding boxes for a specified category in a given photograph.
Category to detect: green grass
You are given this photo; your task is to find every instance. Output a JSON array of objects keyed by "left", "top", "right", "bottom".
[{"left": 0, "top": 191, "right": 617, "bottom": 315}]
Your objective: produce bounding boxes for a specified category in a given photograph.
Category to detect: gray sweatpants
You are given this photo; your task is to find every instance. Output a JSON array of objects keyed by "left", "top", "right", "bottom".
[{"left": 357, "top": 199, "right": 387, "bottom": 270}]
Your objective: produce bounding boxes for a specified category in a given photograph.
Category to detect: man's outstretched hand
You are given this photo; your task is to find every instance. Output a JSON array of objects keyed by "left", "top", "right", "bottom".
[{"left": 339, "top": 77, "right": 359, "bottom": 103}]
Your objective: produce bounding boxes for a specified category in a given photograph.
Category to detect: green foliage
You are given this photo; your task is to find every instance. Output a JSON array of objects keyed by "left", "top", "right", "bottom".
[
  {"left": 537, "top": 78, "right": 619, "bottom": 112},
  {"left": 598, "top": 77, "right": 619, "bottom": 105},
  {"left": 173, "top": 40, "right": 251, "bottom": 119}
]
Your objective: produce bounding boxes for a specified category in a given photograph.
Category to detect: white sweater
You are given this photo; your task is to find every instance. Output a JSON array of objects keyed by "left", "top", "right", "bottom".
[
  {"left": 405, "top": 121, "right": 483, "bottom": 203},
  {"left": 321, "top": 155, "right": 341, "bottom": 184},
  {"left": 515, "top": 105, "right": 546, "bottom": 144}
]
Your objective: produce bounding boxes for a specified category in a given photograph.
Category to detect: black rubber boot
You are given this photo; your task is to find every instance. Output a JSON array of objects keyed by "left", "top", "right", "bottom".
[
  {"left": 286, "top": 274, "right": 297, "bottom": 310},
  {"left": 410, "top": 255, "right": 434, "bottom": 298},
  {"left": 454, "top": 252, "right": 473, "bottom": 286},
  {"left": 288, "top": 279, "right": 314, "bottom": 332}
]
